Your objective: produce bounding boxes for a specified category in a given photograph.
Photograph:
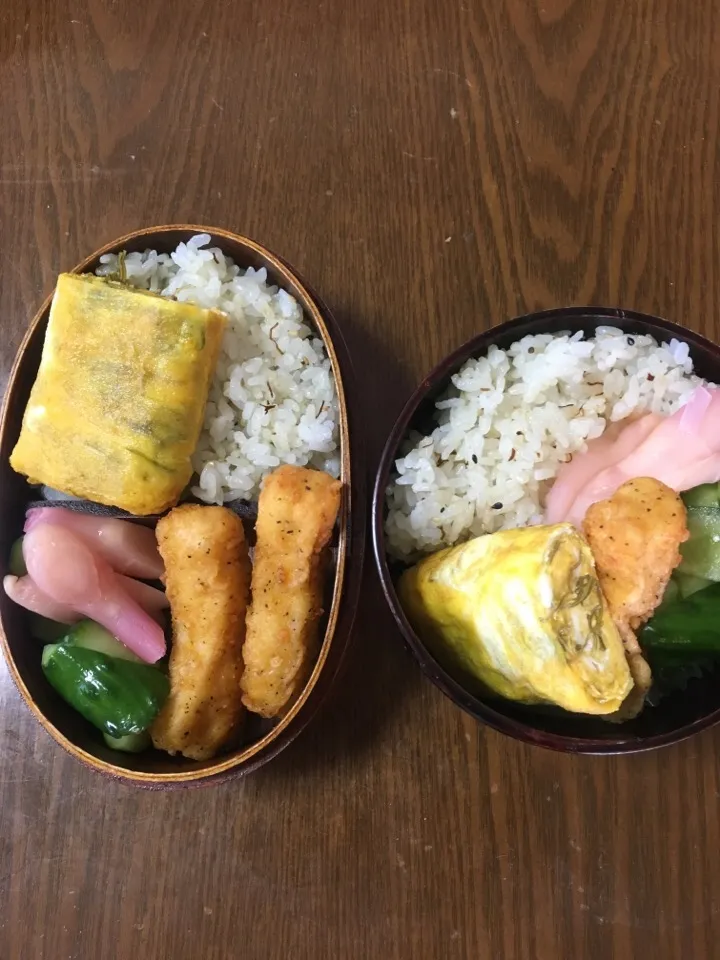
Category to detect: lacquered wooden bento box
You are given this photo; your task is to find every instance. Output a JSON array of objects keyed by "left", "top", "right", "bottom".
[{"left": 0, "top": 225, "right": 365, "bottom": 786}]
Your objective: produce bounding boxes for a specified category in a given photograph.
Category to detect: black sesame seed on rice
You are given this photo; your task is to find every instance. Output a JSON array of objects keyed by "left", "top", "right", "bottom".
[{"left": 384, "top": 328, "right": 706, "bottom": 558}]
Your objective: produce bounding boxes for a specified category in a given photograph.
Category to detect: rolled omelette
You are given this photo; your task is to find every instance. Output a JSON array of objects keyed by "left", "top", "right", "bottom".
[
  {"left": 398, "top": 523, "right": 633, "bottom": 715},
  {"left": 10, "top": 274, "right": 225, "bottom": 515}
]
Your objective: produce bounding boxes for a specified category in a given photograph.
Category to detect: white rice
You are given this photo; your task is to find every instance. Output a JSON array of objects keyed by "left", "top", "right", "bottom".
[
  {"left": 386, "top": 327, "right": 708, "bottom": 559},
  {"left": 97, "top": 234, "right": 339, "bottom": 503}
]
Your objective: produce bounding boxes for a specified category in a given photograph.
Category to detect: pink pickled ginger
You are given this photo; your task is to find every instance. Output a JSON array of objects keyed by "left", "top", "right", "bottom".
[{"left": 546, "top": 386, "right": 720, "bottom": 527}]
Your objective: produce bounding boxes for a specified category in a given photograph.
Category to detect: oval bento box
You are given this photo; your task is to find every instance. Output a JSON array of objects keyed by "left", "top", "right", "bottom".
[
  {"left": 0, "top": 225, "right": 365, "bottom": 786},
  {"left": 373, "top": 307, "right": 720, "bottom": 755}
]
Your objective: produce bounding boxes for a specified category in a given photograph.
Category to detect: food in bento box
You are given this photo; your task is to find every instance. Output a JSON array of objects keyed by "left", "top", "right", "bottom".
[
  {"left": 150, "top": 505, "right": 250, "bottom": 761},
  {"left": 22, "top": 520, "right": 167, "bottom": 662},
  {"left": 10, "top": 273, "right": 226, "bottom": 515},
  {"left": 24, "top": 508, "right": 164, "bottom": 579},
  {"left": 240, "top": 465, "right": 342, "bottom": 718},
  {"left": 96, "top": 234, "right": 340, "bottom": 504},
  {"left": 2, "top": 235, "right": 344, "bottom": 762},
  {"left": 399, "top": 523, "right": 633, "bottom": 715},
  {"left": 386, "top": 327, "right": 720, "bottom": 720},
  {"left": 583, "top": 477, "right": 689, "bottom": 705},
  {"left": 42, "top": 620, "right": 170, "bottom": 751}
]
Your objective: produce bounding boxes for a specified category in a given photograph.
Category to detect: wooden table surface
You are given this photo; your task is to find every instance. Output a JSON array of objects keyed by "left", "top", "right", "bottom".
[{"left": 2, "top": 1, "right": 720, "bottom": 958}]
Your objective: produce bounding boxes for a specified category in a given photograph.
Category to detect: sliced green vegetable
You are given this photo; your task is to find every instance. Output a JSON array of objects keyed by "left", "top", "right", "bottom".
[
  {"left": 659, "top": 577, "right": 680, "bottom": 609},
  {"left": 59, "top": 619, "right": 142, "bottom": 663},
  {"left": 42, "top": 643, "right": 169, "bottom": 738},
  {"left": 645, "top": 650, "right": 717, "bottom": 706},
  {"left": 102, "top": 730, "right": 151, "bottom": 754},
  {"left": 673, "top": 570, "right": 712, "bottom": 599},
  {"left": 682, "top": 483, "right": 720, "bottom": 508},
  {"left": 686, "top": 505, "right": 720, "bottom": 537},
  {"left": 8, "top": 537, "right": 26, "bottom": 576},
  {"left": 678, "top": 506, "right": 720, "bottom": 581},
  {"left": 641, "top": 582, "right": 720, "bottom": 653}
]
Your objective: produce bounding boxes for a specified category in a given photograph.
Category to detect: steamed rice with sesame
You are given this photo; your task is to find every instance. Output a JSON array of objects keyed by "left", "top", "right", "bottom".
[
  {"left": 97, "top": 234, "right": 339, "bottom": 503},
  {"left": 385, "top": 328, "right": 710, "bottom": 559}
]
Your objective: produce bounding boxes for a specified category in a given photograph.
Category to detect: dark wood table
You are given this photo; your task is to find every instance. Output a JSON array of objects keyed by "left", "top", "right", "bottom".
[{"left": 2, "top": 2, "right": 720, "bottom": 957}]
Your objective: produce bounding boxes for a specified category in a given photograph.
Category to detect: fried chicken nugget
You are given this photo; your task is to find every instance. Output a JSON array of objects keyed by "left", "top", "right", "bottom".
[
  {"left": 240, "top": 466, "right": 342, "bottom": 718},
  {"left": 583, "top": 477, "right": 689, "bottom": 709},
  {"left": 151, "top": 504, "right": 250, "bottom": 760}
]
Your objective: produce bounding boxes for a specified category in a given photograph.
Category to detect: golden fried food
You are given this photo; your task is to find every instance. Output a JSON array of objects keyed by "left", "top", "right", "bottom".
[
  {"left": 11, "top": 274, "right": 225, "bottom": 515},
  {"left": 151, "top": 504, "right": 250, "bottom": 760},
  {"left": 240, "top": 465, "right": 342, "bottom": 718},
  {"left": 583, "top": 477, "right": 689, "bottom": 707}
]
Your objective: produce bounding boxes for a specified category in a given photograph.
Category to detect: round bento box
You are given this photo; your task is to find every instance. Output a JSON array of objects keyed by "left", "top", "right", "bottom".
[{"left": 373, "top": 307, "right": 720, "bottom": 754}]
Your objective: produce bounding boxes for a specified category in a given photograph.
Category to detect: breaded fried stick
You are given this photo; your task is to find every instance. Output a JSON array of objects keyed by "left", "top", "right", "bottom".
[
  {"left": 151, "top": 505, "right": 250, "bottom": 760},
  {"left": 583, "top": 476, "right": 689, "bottom": 715},
  {"left": 241, "top": 465, "right": 342, "bottom": 718}
]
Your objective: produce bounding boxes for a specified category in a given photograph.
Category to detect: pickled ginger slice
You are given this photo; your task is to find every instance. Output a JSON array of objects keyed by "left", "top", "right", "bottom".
[
  {"left": 557, "top": 387, "right": 720, "bottom": 527},
  {"left": 10, "top": 274, "right": 225, "bottom": 515},
  {"left": 544, "top": 414, "right": 663, "bottom": 525},
  {"left": 399, "top": 523, "right": 633, "bottom": 715}
]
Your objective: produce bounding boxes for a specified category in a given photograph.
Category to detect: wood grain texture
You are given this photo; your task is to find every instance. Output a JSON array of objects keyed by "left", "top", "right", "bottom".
[{"left": 1, "top": 0, "right": 720, "bottom": 958}]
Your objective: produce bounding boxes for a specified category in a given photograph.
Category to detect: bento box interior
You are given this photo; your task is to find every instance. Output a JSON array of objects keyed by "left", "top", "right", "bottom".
[
  {"left": 378, "top": 308, "right": 720, "bottom": 750},
  {"left": 0, "top": 228, "right": 358, "bottom": 777}
]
